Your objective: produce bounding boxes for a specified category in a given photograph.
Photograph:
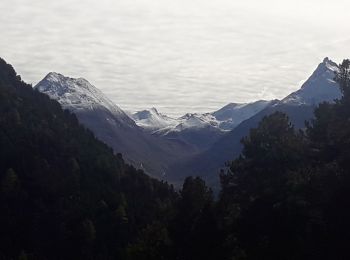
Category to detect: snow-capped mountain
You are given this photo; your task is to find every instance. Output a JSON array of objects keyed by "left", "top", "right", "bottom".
[
  {"left": 36, "top": 72, "right": 136, "bottom": 128},
  {"left": 282, "top": 57, "right": 341, "bottom": 105},
  {"left": 131, "top": 108, "right": 178, "bottom": 131},
  {"left": 177, "top": 113, "right": 218, "bottom": 128}
]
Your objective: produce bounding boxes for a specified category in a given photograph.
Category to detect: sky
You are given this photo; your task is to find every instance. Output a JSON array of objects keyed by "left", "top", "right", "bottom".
[{"left": 0, "top": 0, "right": 349, "bottom": 116}]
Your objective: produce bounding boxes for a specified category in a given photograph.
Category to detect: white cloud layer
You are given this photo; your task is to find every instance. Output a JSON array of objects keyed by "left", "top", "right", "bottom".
[{"left": 0, "top": 0, "right": 349, "bottom": 116}]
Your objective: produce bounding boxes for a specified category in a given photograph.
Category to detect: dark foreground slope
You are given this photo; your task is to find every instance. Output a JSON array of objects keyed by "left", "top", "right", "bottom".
[{"left": 0, "top": 58, "right": 177, "bottom": 259}]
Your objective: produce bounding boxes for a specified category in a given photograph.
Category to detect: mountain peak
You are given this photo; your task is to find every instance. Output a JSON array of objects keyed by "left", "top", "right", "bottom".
[
  {"left": 132, "top": 108, "right": 177, "bottom": 131},
  {"left": 45, "top": 71, "right": 61, "bottom": 79},
  {"left": 35, "top": 72, "right": 136, "bottom": 127},
  {"left": 40, "top": 72, "right": 65, "bottom": 87},
  {"left": 38, "top": 72, "right": 90, "bottom": 93},
  {"left": 319, "top": 57, "right": 338, "bottom": 73},
  {"left": 282, "top": 58, "right": 341, "bottom": 106},
  {"left": 323, "top": 57, "right": 330, "bottom": 63}
]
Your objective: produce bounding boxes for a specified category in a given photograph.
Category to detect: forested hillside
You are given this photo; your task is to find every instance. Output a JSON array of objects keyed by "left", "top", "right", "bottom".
[
  {"left": 0, "top": 58, "right": 177, "bottom": 259},
  {"left": 219, "top": 59, "right": 350, "bottom": 259}
]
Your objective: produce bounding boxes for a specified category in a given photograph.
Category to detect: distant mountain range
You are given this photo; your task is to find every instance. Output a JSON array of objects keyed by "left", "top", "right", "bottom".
[
  {"left": 130, "top": 100, "right": 271, "bottom": 150},
  {"left": 131, "top": 100, "right": 271, "bottom": 133},
  {"left": 35, "top": 57, "right": 342, "bottom": 188}
]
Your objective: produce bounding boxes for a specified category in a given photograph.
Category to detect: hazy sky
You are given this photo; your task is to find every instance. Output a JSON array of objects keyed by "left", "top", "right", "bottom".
[{"left": 0, "top": 0, "right": 349, "bottom": 116}]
